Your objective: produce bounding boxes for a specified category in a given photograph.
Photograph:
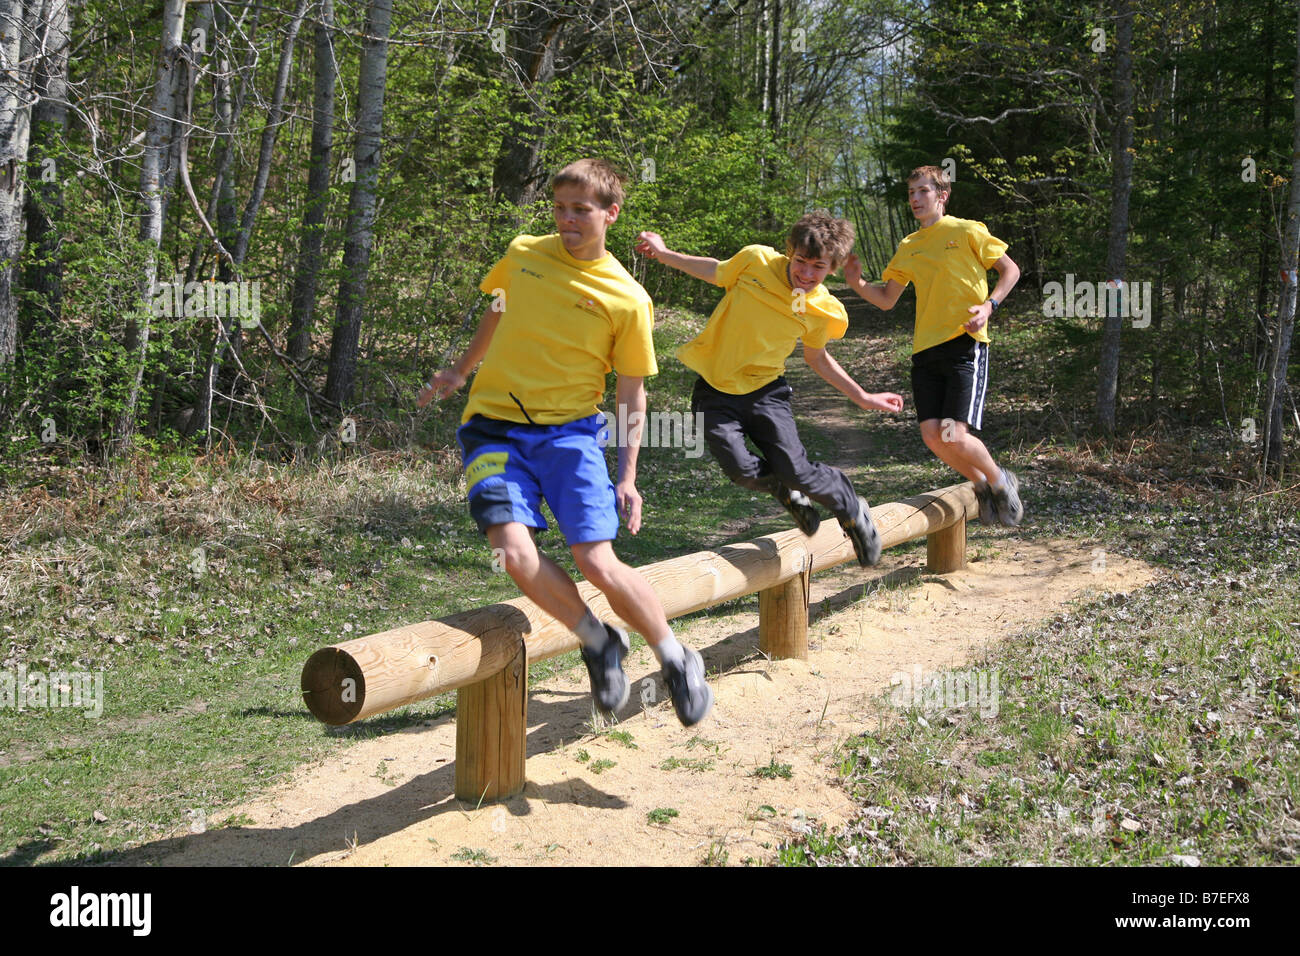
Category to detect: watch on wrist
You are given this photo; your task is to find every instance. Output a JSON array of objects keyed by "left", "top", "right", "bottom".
[{"left": 987, "top": 297, "right": 1000, "bottom": 310}]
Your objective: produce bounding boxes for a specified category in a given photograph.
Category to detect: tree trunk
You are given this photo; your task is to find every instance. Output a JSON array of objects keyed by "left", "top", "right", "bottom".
[
  {"left": 114, "top": 0, "right": 187, "bottom": 452},
  {"left": 1261, "top": 2, "right": 1300, "bottom": 474},
  {"left": 491, "top": 4, "right": 567, "bottom": 207},
  {"left": 287, "top": 0, "right": 336, "bottom": 363},
  {"left": 1096, "top": 0, "right": 1134, "bottom": 434},
  {"left": 1148, "top": 261, "right": 1164, "bottom": 412},
  {"left": 323, "top": 0, "right": 393, "bottom": 408},
  {"left": 22, "top": 0, "right": 71, "bottom": 343},
  {"left": 190, "top": 0, "right": 307, "bottom": 438},
  {"left": 0, "top": 0, "right": 34, "bottom": 376},
  {"left": 233, "top": 0, "right": 308, "bottom": 265},
  {"left": 766, "top": 0, "right": 781, "bottom": 134},
  {"left": 1253, "top": 0, "right": 1277, "bottom": 372}
]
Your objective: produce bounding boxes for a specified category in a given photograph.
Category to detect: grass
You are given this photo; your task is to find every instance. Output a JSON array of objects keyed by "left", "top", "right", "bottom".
[
  {"left": 779, "top": 488, "right": 1300, "bottom": 866},
  {"left": 647, "top": 807, "right": 679, "bottom": 825},
  {"left": 2, "top": 298, "right": 1296, "bottom": 867},
  {"left": 603, "top": 729, "right": 638, "bottom": 749},
  {"left": 0, "top": 310, "right": 802, "bottom": 865},
  {"left": 450, "top": 846, "right": 497, "bottom": 865},
  {"left": 659, "top": 755, "right": 715, "bottom": 773},
  {"left": 751, "top": 758, "right": 794, "bottom": 780}
]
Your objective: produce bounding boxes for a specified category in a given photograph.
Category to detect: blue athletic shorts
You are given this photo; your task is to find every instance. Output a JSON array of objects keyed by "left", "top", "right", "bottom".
[{"left": 456, "top": 413, "right": 618, "bottom": 545}]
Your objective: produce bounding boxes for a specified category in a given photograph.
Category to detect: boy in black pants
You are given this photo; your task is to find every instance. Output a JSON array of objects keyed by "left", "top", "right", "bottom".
[
  {"left": 636, "top": 213, "right": 903, "bottom": 565},
  {"left": 846, "top": 165, "right": 1024, "bottom": 525}
]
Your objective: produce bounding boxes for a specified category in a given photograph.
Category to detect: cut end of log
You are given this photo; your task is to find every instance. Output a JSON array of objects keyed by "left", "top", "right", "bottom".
[{"left": 301, "top": 647, "right": 365, "bottom": 725}]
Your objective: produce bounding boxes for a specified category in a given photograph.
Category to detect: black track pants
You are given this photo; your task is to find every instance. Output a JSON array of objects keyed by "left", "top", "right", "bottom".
[{"left": 691, "top": 375, "right": 859, "bottom": 522}]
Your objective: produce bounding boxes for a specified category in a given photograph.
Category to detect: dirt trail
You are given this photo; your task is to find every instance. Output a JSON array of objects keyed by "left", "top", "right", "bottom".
[
  {"left": 125, "top": 301, "right": 1158, "bottom": 867},
  {"left": 137, "top": 535, "right": 1152, "bottom": 867}
]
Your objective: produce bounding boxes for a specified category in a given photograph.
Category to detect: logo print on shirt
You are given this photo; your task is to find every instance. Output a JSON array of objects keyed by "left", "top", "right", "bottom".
[
  {"left": 521, "top": 267, "right": 544, "bottom": 278},
  {"left": 945, "top": 240, "right": 959, "bottom": 249}
]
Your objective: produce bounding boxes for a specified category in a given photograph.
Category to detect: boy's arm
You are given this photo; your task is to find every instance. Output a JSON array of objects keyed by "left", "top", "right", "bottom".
[
  {"left": 963, "top": 253, "right": 1021, "bottom": 335},
  {"left": 613, "top": 374, "right": 647, "bottom": 534},
  {"left": 635, "top": 231, "right": 720, "bottom": 284},
  {"left": 803, "top": 346, "right": 905, "bottom": 414},
  {"left": 844, "top": 253, "right": 905, "bottom": 311},
  {"left": 416, "top": 302, "right": 501, "bottom": 407}
]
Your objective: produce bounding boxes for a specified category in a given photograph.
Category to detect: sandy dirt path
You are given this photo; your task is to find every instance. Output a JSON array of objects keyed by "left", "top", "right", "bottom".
[{"left": 137, "top": 534, "right": 1151, "bottom": 867}]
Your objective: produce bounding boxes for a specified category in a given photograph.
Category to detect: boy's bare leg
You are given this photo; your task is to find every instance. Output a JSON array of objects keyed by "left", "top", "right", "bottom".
[
  {"left": 484, "top": 525, "right": 710, "bottom": 723},
  {"left": 486, "top": 524, "right": 672, "bottom": 643},
  {"left": 919, "top": 418, "right": 1001, "bottom": 485},
  {"left": 571, "top": 540, "right": 673, "bottom": 645},
  {"left": 486, "top": 522, "right": 591, "bottom": 629},
  {"left": 572, "top": 539, "right": 712, "bottom": 725}
]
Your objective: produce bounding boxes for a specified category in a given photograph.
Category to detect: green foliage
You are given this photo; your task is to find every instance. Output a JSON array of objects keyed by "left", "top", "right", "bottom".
[
  {"left": 751, "top": 758, "right": 794, "bottom": 780},
  {"left": 646, "top": 807, "right": 679, "bottom": 825}
]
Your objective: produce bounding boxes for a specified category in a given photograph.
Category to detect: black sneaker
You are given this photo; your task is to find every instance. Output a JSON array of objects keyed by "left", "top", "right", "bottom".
[
  {"left": 580, "top": 623, "right": 630, "bottom": 716},
  {"left": 662, "top": 647, "right": 714, "bottom": 727},
  {"left": 775, "top": 484, "right": 820, "bottom": 536},
  {"left": 840, "top": 496, "right": 882, "bottom": 566},
  {"left": 973, "top": 480, "right": 999, "bottom": 526},
  {"left": 990, "top": 469, "right": 1024, "bottom": 527}
]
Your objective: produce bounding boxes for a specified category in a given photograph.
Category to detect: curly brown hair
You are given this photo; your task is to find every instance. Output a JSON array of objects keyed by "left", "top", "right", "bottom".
[{"left": 786, "top": 211, "right": 855, "bottom": 268}]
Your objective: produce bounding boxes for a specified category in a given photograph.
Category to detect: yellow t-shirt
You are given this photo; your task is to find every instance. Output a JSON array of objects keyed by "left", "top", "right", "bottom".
[
  {"left": 676, "top": 245, "right": 849, "bottom": 394},
  {"left": 882, "top": 216, "right": 1009, "bottom": 354},
  {"left": 462, "top": 234, "right": 657, "bottom": 425}
]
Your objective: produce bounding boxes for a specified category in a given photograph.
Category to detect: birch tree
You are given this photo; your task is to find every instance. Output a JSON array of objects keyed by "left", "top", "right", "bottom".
[
  {"left": 22, "top": 0, "right": 69, "bottom": 339},
  {"left": 287, "top": 0, "right": 336, "bottom": 363},
  {"left": 0, "top": 0, "right": 32, "bottom": 375},
  {"left": 1096, "top": 0, "right": 1134, "bottom": 435},
  {"left": 324, "top": 0, "right": 392, "bottom": 407},
  {"left": 1261, "top": 2, "right": 1300, "bottom": 475},
  {"left": 114, "top": 0, "right": 186, "bottom": 451}
]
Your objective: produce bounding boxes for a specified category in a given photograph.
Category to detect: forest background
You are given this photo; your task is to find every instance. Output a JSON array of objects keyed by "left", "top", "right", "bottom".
[{"left": 0, "top": 0, "right": 1296, "bottom": 469}]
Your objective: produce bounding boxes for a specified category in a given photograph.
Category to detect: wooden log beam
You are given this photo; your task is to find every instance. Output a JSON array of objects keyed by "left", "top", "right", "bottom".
[{"left": 301, "top": 481, "right": 977, "bottom": 724}]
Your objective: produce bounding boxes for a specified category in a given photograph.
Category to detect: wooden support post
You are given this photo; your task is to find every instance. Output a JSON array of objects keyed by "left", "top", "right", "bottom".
[
  {"left": 758, "top": 564, "right": 810, "bottom": 660},
  {"left": 926, "top": 514, "right": 966, "bottom": 573},
  {"left": 454, "top": 638, "right": 527, "bottom": 802}
]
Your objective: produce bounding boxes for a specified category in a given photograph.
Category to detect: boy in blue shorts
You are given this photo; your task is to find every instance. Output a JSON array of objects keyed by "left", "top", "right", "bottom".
[
  {"left": 846, "top": 165, "right": 1024, "bottom": 525},
  {"left": 635, "top": 213, "right": 903, "bottom": 566},
  {"left": 417, "top": 158, "right": 712, "bottom": 727}
]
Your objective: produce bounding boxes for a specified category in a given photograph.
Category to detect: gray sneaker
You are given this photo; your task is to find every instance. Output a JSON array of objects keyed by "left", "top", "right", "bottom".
[
  {"left": 775, "top": 484, "right": 821, "bottom": 536},
  {"left": 840, "top": 496, "right": 882, "bottom": 566},
  {"left": 662, "top": 647, "right": 713, "bottom": 727},
  {"left": 973, "top": 480, "right": 999, "bottom": 526},
  {"left": 580, "top": 624, "right": 630, "bottom": 716},
  {"left": 990, "top": 469, "right": 1024, "bottom": 527}
]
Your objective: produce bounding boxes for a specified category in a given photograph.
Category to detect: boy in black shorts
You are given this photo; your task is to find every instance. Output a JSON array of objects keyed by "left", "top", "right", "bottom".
[{"left": 846, "top": 165, "right": 1024, "bottom": 525}]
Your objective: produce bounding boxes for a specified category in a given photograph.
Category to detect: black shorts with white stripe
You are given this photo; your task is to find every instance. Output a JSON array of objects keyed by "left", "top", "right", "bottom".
[{"left": 910, "top": 333, "right": 990, "bottom": 431}]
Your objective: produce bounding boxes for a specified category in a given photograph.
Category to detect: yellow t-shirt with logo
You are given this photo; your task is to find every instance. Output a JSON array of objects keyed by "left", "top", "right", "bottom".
[
  {"left": 676, "top": 245, "right": 849, "bottom": 395},
  {"left": 882, "top": 216, "right": 1009, "bottom": 354},
  {"left": 462, "top": 234, "right": 657, "bottom": 425}
]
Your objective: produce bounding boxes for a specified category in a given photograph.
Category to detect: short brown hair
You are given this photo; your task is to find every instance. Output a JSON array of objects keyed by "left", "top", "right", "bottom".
[
  {"left": 908, "top": 165, "right": 951, "bottom": 196},
  {"left": 787, "top": 211, "right": 855, "bottom": 268},
  {"left": 550, "top": 158, "right": 626, "bottom": 208}
]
